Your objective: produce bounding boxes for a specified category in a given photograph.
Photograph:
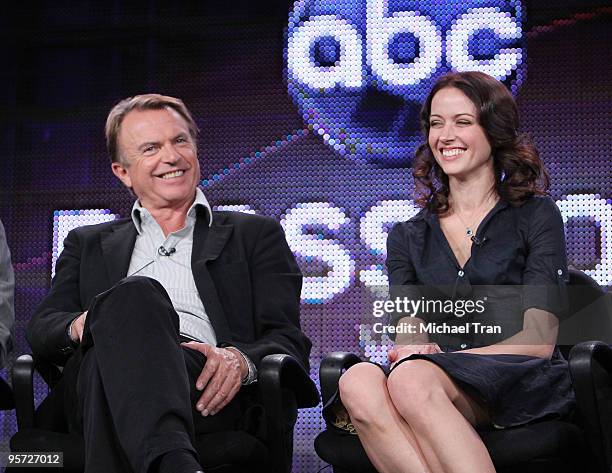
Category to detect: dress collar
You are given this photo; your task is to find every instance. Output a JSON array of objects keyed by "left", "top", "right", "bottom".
[{"left": 421, "top": 198, "right": 509, "bottom": 228}]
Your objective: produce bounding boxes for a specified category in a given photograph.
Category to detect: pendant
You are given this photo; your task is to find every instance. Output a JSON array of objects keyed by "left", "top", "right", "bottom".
[{"left": 466, "top": 228, "right": 473, "bottom": 236}]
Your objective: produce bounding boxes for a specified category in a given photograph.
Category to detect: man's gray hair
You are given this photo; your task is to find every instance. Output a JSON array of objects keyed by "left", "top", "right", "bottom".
[{"left": 105, "top": 94, "right": 199, "bottom": 164}]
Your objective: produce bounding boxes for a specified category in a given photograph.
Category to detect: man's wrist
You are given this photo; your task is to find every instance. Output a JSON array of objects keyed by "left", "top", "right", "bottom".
[
  {"left": 226, "top": 346, "right": 257, "bottom": 385},
  {"left": 226, "top": 347, "right": 248, "bottom": 379},
  {"left": 67, "top": 317, "right": 79, "bottom": 345}
]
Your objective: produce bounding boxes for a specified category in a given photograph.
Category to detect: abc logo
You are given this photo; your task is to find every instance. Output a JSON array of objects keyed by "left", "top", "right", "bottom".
[{"left": 286, "top": 0, "right": 524, "bottom": 166}]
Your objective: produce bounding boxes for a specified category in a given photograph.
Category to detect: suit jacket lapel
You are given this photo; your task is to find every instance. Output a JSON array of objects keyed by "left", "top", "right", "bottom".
[
  {"left": 100, "top": 220, "right": 137, "bottom": 285},
  {"left": 192, "top": 209, "right": 234, "bottom": 342}
]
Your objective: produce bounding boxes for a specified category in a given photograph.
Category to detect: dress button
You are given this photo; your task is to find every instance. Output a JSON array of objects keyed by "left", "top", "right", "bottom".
[
  {"left": 557, "top": 269, "right": 563, "bottom": 276},
  {"left": 458, "top": 270, "right": 464, "bottom": 277},
  {"left": 460, "top": 343, "right": 468, "bottom": 349}
]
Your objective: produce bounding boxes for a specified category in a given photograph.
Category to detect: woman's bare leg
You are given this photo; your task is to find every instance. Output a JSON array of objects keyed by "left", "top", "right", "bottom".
[
  {"left": 339, "top": 363, "right": 445, "bottom": 473},
  {"left": 387, "top": 360, "right": 495, "bottom": 473}
]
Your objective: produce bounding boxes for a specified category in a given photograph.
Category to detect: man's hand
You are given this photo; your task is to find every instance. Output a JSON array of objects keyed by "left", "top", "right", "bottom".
[
  {"left": 388, "top": 343, "right": 443, "bottom": 368},
  {"left": 181, "top": 342, "right": 247, "bottom": 416},
  {"left": 69, "top": 311, "right": 88, "bottom": 343}
]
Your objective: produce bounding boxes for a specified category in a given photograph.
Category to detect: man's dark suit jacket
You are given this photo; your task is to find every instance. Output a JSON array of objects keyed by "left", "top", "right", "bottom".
[{"left": 27, "top": 207, "right": 311, "bottom": 371}]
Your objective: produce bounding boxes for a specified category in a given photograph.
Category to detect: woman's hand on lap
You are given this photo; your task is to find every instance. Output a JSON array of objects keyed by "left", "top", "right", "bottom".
[{"left": 389, "top": 343, "right": 443, "bottom": 368}]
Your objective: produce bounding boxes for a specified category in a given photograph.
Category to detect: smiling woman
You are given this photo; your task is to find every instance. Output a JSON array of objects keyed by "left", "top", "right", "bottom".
[
  {"left": 427, "top": 87, "right": 493, "bottom": 180},
  {"left": 331, "top": 72, "right": 573, "bottom": 473},
  {"left": 413, "top": 71, "right": 549, "bottom": 215}
]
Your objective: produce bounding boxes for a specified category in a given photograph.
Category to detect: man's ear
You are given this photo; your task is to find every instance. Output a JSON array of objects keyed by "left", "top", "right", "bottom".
[{"left": 111, "top": 161, "right": 132, "bottom": 188}]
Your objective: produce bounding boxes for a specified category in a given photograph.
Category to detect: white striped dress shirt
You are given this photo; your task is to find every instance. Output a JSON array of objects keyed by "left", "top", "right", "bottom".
[
  {"left": 127, "top": 188, "right": 217, "bottom": 346},
  {"left": 125, "top": 189, "right": 257, "bottom": 384}
]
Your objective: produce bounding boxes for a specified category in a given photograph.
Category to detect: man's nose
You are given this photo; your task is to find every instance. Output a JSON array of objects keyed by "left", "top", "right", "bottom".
[{"left": 160, "top": 143, "right": 181, "bottom": 163}]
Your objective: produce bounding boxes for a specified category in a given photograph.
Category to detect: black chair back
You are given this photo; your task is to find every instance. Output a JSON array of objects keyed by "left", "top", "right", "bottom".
[{"left": 558, "top": 269, "right": 612, "bottom": 358}]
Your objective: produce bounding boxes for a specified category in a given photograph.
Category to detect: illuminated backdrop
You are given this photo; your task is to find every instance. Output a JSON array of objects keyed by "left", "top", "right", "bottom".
[{"left": 1, "top": 1, "right": 610, "bottom": 470}]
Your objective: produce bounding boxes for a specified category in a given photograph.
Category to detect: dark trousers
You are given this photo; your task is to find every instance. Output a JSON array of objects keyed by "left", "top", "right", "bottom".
[{"left": 58, "top": 276, "right": 249, "bottom": 473}]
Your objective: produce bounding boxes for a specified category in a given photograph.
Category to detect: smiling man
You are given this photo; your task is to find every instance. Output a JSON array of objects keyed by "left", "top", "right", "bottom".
[{"left": 26, "top": 94, "right": 311, "bottom": 473}]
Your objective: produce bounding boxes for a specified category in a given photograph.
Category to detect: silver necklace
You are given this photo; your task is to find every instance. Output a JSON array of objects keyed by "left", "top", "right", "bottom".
[{"left": 454, "top": 195, "right": 496, "bottom": 237}]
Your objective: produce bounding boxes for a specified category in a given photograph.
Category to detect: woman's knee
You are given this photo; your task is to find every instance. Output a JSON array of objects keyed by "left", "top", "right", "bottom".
[
  {"left": 387, "top": 361, "right": 451, "bottom": 421},
  {"left": 338, "top": 363, "right": 387, "bottom": 424}
]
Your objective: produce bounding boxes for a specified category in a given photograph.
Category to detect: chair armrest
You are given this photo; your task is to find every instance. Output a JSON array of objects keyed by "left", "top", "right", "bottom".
[
  {"left": 12, "top": 354, "right": 35, "bottom": 430},
  {"left": 319, "top": 352, "right": 362, "bottom": 405},
  {"left": 569, "top": 341, "right": 612, "bottom": 473},
  {"left": 258, "top": 354, "right": 319, "bottom": 473},
  {"left": 259, "top": 354, "right": 319, "bottom": 408},
  {"left": 33, "top": 356, "right": 64, "bottom": 388}
]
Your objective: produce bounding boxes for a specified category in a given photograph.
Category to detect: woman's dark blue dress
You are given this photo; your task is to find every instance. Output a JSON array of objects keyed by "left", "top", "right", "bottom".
[{"left": 385, "top": 196, "right": 575, "bottom": 428}]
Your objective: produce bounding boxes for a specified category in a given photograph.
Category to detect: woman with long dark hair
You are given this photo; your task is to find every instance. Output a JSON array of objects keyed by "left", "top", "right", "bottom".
[{"left": 334, "top": 71, "right": 574, "bottom": 473}]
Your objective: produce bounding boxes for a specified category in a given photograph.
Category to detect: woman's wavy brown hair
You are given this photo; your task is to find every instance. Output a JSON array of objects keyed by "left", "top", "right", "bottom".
[{"left": 413, "top": 71, "right": 549, "bottom": 213}]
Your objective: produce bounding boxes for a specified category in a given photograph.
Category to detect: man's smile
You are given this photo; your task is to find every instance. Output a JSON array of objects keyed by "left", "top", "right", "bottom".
[{"left": 157, "top": 170, "right": 186, "bottom": 180}]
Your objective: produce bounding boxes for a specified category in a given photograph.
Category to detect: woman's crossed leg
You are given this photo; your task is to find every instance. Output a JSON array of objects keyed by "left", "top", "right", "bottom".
[{"left": 339, "top": 360, "right": 495, "bottom": 473}]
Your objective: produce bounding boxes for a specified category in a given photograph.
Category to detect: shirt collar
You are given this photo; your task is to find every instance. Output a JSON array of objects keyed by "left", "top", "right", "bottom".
[
  {"left": 422, "top": 198, "right": 509, "bottom": 226},
  {"left": 131, "top": 187, "right": 213, "bottom": 234}
]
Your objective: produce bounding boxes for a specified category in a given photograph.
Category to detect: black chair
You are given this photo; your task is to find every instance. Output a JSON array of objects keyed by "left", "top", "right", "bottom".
[
  {"left": 10, "top": 353, "right": 319, "bottom": 473},
  {"left": 314, "top": 269, "right": 612, "bottom": 473}
]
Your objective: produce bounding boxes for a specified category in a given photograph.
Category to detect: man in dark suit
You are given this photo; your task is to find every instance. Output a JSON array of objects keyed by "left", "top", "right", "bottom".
[{"left": 26, "top": 94, "right": 311, "bottom": 473}]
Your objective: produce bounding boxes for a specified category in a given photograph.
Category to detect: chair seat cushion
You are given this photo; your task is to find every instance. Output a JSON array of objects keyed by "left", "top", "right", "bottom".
[
  {"left": 480, "top": 420, "right": 585, "bottom": 470},
  {"left": 315, "top": 420, "right": 585, "bottom": 473},
  {"left": 195, "top": 430, "right": 268, "bottom": 469},
  {"left": 314, "top": 430, "right": 377, "bottom": 473}
]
